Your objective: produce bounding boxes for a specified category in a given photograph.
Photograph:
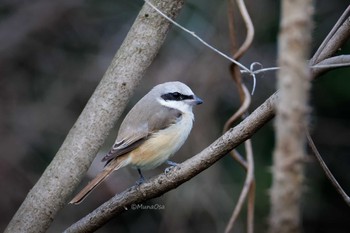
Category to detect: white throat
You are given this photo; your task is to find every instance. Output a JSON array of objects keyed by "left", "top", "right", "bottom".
[{"left": 157, "top": 98, "right": 194, "bottom": 117}]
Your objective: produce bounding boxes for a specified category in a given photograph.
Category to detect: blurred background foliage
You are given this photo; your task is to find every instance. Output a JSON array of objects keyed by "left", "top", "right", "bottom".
[{"left": 0, "top": 0, "right": 349, "bottom": 232}]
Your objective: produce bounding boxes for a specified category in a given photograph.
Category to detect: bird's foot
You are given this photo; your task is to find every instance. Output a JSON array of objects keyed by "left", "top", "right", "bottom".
[
  {"left": 164, "top": 160, "right": 179, "bottom": 174},
  {"left": 136, "top": 168, "right": 146, "bottom": 185},
  {"left": 135, "top": 177, "right": 145, "bottom": 186}
]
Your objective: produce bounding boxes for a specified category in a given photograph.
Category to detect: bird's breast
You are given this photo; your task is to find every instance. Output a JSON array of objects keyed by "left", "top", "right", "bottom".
[{"left": 129, "top": 112, "right": 194, "bottom": 170}]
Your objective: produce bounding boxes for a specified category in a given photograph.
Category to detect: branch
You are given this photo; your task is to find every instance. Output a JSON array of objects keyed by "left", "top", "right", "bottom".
[
  {"left": 310, "top": 5, "right": 350, "bottom": 65},
  {"left": 311, "top": 55, "right": 350, "bottom": 77},
  {"left": 5, "top": 0, "right": 185, "bottom": 232},
  {"left": 224, "top": 1, "right": 255, "bottom": 232},
  {"left": 232, "top": 0, "right": 255, "bottom": 60},
  {"left": 306, "top": 131, "right": 350, "bottom": 206},
  {"left": 65, "top": 90, "right": 277, "bottom": 233},
  {"left": 225, "top": 139, "right": 255, "bottom": 233}
]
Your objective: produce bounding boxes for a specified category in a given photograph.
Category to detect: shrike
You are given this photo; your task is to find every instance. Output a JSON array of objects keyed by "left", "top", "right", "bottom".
[{"left": 70, "top": 81, "right": 202, "bottom": 204}]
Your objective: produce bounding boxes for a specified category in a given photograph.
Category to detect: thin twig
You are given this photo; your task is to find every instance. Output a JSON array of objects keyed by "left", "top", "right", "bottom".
[
  {"left": 247, "top": 177, "right": 256, "bottom": 233},
  {"left": 311, "top": 55, "right": 350, "bottom": 77},
  {"left": 225, "top": 139, "right": 255, "bottom": 233},
  {"left": 245, "top": 140, "right": 255, "bottom": 233},
  {"left": 224, "top": 84, "right": 251, "bottom": 170},
  {"left": 224, "top": 1, "right": 255, "bottom": 231},
  {"left": 234, "top": 0, "right": 255, "bottom": 60},
  {"left": 241, "top": 66, "right": 280, "bottom": 75},
  {"left": 223, "top": 84, "right": 251, "bottom": 133},
  {"left": 230, "top": 150, "right": 248, "bottom": 170},
  {"left": 144, "top": 0, "right": 251, "bottom": 73},
  {"left": 306, "top": 130, "right": 350, "bottom": 206},
  {"left": 311, "top": 5, "right": 350, "bottom": 64},
  {"left": 227, "top": 0, "right": 238, "bottom": 56},
  {"left": 145, "top": 0, "right": 350, "bottom": 89}
]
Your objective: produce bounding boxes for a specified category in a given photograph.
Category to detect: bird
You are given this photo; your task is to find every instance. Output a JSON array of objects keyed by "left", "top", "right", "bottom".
[{"left": 69, "top": 81, "right": 203, "bottom": 204}]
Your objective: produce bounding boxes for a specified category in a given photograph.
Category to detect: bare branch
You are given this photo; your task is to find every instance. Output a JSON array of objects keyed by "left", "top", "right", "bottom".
[
  {"left": 233, "top": 0, "right": 255, "bottom": 60},
  {"left": 225, "top": 140, "right": 255, "bottom": 233},
  {"left": 144, "top": 0, "right": 251, "bottom": 73},
  {"left": 306, "top": 131, "right": 350, "bottom": 206},
  {"left": 224, "top": 1, "right": 256, "bottom": 231},
  {"left": 223, "top": 84, "right": 251, "bottom": 134},
  {"left": 311, "top": 55, "right": 350, "bottom": 77},
  {"left": 310, "top": 5, "right": 350, "bottom": 65}
]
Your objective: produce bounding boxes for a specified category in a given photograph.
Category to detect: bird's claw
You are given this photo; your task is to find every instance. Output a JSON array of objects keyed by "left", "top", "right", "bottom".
[
  {"left": 136, "top": 177, "right": 145, "bottom": 186},
  {"left": 164, "top": 160, "right": 179, "bottom": 174}
]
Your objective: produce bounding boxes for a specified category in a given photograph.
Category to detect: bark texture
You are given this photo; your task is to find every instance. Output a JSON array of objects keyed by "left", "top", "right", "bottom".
[{"left": 269, "top": 1, "right": 313, "bottom": 233}]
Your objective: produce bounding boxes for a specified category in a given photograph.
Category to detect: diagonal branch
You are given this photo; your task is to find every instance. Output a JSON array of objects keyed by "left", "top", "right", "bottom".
[
  {"left": 310, "top": 5, "right": 350, "bottom": 65},
  {"left": 306, "top": 131, "right": 350, "bottom": 206},
  {"left": 65, "top": 89, "right": 277, "bottom": 233}
]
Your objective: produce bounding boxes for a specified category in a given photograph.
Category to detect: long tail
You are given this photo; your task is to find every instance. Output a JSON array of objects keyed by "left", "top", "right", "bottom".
[{"left": 69, "top": 156, "right": 130, "bottom": 204}]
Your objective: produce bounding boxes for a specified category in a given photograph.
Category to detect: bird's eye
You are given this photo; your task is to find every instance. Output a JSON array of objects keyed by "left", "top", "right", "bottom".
[
  {"left": 172, "top": 92, "right": 181, "bottom": 99},
  {"left": 161, "top": 92, "right": 192, "bottom": 101}
]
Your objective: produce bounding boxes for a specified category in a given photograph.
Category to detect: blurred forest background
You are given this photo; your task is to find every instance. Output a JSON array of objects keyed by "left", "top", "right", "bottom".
[{"left": 1, "top": 0, "right": 350, "bottom": 232}]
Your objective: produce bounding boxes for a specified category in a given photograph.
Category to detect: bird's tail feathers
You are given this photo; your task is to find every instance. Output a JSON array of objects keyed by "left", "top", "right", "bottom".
[{"left": 69, "top": 156, "right": 130, "bottom": 205}]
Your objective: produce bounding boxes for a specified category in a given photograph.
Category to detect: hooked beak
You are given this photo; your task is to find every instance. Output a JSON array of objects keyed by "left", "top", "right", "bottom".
[{"left": 190, "top": 95, "right": 203, "bottom": 106}]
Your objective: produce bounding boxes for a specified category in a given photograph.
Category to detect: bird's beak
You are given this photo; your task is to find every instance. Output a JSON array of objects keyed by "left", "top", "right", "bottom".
[{"left": 191, "top": 95, "right": 203, "bottom": 105}]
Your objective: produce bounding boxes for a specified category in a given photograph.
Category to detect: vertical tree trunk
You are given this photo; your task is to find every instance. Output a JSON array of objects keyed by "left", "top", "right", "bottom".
[{"left": 269, "top": 1, "right": 313, "bottom": 233}]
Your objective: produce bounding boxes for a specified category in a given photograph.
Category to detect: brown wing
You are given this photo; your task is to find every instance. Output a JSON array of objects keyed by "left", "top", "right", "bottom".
[
  {"left": 102, "top": 92, "right": 182, "bottom": 163},
  {"left": 101, "top": 138, "right": 147, "bottom": 163}
]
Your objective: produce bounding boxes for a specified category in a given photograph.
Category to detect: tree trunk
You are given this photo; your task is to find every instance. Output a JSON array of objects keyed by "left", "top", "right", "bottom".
[{"left": 269, "top": 1, "right": 313, "bottom": 233}]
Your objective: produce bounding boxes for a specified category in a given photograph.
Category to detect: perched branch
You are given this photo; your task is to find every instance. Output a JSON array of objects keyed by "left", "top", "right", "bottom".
[
  {"left": 5, "top": 0, "right": 185, "bottom": 232},
  {"left": 65, "top": 89, "right": 277, "bottom": 233}
]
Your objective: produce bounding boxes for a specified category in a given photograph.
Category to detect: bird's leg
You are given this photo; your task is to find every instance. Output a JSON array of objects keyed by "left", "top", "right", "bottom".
[
  {"left": 166, "top": 160, "right": 178, "bottom": 166},
  {"left": 136, "top": 168, "right": 145, "bottom": 185},
  {"left": 165, "top": 160, "right": 179, "bottom": 174}
]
